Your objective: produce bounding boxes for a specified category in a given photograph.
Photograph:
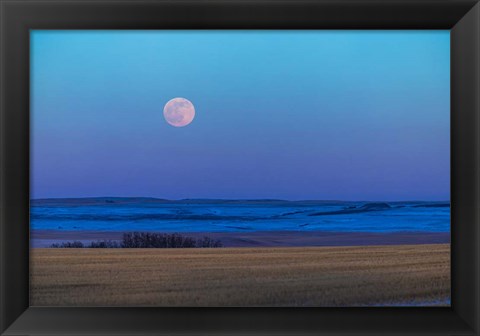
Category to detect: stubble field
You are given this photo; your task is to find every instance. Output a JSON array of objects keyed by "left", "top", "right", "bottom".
[{"left": 30, "top": 244, "right": 450, "bottom": 307}]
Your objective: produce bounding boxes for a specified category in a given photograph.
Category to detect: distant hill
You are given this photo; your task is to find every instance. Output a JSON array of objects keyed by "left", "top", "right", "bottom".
[{"left": 31, "top": 197, "right": 450, "bottom": 208}]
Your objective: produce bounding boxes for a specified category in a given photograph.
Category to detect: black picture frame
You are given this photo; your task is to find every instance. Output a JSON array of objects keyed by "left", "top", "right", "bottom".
[{"left": 1, "top": 0, "right": 479, "bottom": 335}]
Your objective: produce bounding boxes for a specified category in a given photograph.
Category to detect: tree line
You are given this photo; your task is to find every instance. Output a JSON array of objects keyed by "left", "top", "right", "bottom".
[{"left": 50, "top": 232, "right": 223, "bottom": 248}]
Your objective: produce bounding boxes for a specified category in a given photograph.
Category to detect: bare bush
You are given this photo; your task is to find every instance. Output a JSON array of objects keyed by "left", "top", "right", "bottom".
[
  {"left": 50, "top": 241, "right": 84, "bottom": 248},
  {"left": 88, "top": 240, "right": 120, "bottom": 248}
]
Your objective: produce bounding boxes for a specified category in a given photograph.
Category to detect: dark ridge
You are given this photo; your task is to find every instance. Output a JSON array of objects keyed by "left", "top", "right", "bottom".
[
  {"left": 275, "top": 210, "right": 310, "bottom": 217},
  {"left": 179, "top": 198, "right": 287, "bottom": 203},
  {"left": 30, "top": 198, "right": 364, "bottom": 206},
  {"left": 412, "top": 203, "right": 450, "bottom": 208},
  {"left": 309, "top": 202, "right": 392, "bottom": 216},
  {"left": 224, "top": 226, "right": 252, "bottom": 231},
  {"left": 31, "top": 197, "right": 169, "bottom": 206},
  {"left": 359, "top": 202, "right": 391, "bottom": 210}
]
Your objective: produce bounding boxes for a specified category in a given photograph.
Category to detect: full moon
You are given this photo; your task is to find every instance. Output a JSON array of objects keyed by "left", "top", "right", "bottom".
[{"left": 163, "top": 98, "right": 195, "bottom": 127}]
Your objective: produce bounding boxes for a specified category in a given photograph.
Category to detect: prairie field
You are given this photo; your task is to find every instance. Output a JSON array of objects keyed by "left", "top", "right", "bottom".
[{"left": 30, "top": 244, "right": 450, "bottom": 307}]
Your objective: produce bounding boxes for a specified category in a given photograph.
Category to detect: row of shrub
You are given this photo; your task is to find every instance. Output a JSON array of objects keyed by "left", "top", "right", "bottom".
[{"left": 50, "top": 232, "right": 223, "bottom": 248}]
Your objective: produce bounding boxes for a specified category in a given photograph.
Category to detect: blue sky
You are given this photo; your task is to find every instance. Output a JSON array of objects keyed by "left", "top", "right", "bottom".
[{"left": 30, "top": 30, "right": 450, "bottom": 201}]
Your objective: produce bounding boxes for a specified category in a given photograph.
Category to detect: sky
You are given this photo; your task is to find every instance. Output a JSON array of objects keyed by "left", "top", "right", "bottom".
[{"left": 30, "top": 30, "right": 450, "bottom": 201}]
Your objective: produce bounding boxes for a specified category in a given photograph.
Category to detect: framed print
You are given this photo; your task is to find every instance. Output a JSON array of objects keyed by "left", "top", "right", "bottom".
[
  {"left": 28, "top": 29, "right": 451, "bottom": 308},
  {"left": 1, "top": 0, "right": 479, "bottom": 335}
]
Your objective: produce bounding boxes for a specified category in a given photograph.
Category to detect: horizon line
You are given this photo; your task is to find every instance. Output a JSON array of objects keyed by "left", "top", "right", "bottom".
[{"left": 29, "top": 196, "right": 451, "bottom": 203}]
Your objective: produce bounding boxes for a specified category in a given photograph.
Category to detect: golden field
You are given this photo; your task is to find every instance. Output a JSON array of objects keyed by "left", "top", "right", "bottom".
[{"left": 30, "top": 244, "right": 450, "bottom": 307}]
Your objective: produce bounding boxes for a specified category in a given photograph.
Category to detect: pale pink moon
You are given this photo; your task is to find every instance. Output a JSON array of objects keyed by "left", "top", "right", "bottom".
[{"left": 163, "top": 98, "right": 195, "bottom": 127}]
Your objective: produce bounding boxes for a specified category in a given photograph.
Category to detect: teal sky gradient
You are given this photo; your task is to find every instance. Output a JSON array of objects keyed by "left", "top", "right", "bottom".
[{"left": 31, "top": 30, "right": 450, "bottom": 201}]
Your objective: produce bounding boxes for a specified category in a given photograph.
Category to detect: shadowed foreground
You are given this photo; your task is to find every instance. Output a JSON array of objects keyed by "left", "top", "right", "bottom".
[{"left": 30, "top": 244, "right": 450, "bottom": 307}]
